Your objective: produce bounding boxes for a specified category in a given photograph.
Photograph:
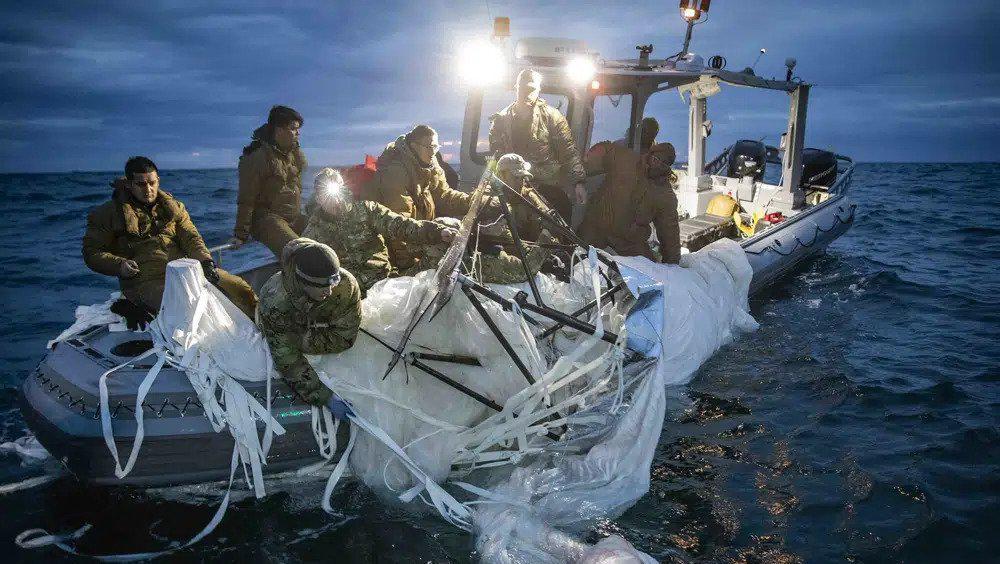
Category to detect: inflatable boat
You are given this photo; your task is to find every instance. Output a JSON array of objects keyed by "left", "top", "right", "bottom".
[{"left": 22, "top": 26, "right": 858, "bottom": 492}]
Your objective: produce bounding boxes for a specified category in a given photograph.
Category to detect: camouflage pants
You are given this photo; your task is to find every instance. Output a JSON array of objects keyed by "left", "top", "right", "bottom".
[
  {"left": 251, "top": 211, "right": 307, "bottom": 257},
  {"left": 398, "top": 241, "right": 550, "bottom": 285},
  {"left": 126, "top": 269, "right": 258, "bottom": 319}
]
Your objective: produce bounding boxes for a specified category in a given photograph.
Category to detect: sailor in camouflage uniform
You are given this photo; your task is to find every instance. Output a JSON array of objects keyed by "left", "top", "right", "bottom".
[
  {"left": 408, "top": 217, "right": 557, "bottom": 285},
  {"left": 302, "top": 168, "right": 457, "bottom": 296},
  {"left": 495, "top": 153, "right": 560, "bottom": 241},
  {"left": 257, "top": 238, "right": 360, "bottom": 414}
]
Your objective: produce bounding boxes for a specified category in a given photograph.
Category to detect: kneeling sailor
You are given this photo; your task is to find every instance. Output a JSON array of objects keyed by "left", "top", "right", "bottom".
[
  {"left": 257, "top": 238, "right": 361, "bottom": 417},
  {"left": 302, "top": 168, "right": 457, "bottom": 296}
]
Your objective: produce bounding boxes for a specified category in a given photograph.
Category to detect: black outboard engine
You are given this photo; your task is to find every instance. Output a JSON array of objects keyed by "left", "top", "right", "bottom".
[
  {"left": 800, "top": 148, "right": 837, "bottom": 189},
  {"left": 725, "top": 139, "right": 767, "bottom": 181}
]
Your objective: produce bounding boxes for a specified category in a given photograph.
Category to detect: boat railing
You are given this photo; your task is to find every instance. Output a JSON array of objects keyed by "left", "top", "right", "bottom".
[
  {"left": 704, "top": 145, "right": 731, "bottom": 175},
  {"left": 207, "top": 243, "right": 237, "bottom": 268},
  {"left": 825, "top": 155, "right": 854, "bottom": 196}
]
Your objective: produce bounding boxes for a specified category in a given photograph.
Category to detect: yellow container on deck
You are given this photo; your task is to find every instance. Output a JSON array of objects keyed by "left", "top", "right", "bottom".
[{"left": 706, "top": 194, "right": 739, "bottom": 218}]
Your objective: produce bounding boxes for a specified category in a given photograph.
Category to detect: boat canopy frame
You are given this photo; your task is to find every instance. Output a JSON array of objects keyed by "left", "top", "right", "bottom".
[{"left": 461, "top": 56, "right": 813, "bottom": 211}]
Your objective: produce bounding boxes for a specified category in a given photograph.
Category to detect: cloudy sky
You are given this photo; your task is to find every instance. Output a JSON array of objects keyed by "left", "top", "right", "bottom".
[{"left": 0, "top": 0, "right": 996, "bottom": 173}]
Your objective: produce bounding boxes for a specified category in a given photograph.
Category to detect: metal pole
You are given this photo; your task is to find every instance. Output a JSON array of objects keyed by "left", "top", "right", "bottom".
[
  {"left": 459, "top": 274, "right": 623, "bottom": 347},
  {"left": 681, "top": 20, "right": 694, "bottom": 57},
  {"left": 536, "top": 281, "right": 625, "bottom": 340},
  {"left": 461, "top": 285, "right": 536, "bottom": 385},
  {"left": 412, "top": 352, "right": 481, "bottom": 367},
  {"left": 490, "top": 178, "right": 544, "bottom": 306},
  {"left": 408, "top": 359, "right": 562, "bottom": 441},
  {"left": 409, "top": 358, "right": 502, "bottom": 411}
]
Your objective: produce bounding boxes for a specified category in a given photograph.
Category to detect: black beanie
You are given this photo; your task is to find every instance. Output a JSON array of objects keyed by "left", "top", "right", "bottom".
[{"left": 294, "top": 245, "right": 341, "bottom": 286}]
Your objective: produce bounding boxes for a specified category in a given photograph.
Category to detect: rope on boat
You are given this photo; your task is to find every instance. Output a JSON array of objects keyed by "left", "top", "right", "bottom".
[{"left": 743, "top": 203, "right": 856, "bottom": 257}]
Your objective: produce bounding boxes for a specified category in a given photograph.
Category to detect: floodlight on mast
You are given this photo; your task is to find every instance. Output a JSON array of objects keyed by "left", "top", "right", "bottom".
[{"left": 678, "top": 0, "right": 711, "bottom": 57}]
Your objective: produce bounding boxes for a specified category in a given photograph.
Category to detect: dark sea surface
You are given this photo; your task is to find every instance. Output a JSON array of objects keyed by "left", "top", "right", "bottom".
[{"left": 0, "top": 163, "right": 997, "bottom": 562}]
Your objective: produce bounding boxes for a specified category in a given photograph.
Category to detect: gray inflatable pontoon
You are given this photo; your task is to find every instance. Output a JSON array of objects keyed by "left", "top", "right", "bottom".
[
  {"left": 19, "top": 261, "right": 348, "bottom": 488},
  {"left": 19, "top": 161, "right": 854, "bottom": 488}
]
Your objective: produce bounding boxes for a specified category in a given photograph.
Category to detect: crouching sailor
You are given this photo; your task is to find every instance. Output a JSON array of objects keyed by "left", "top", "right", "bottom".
[
  {"left": 302, "top": 168, "right": 457, "bottom": 296},
  {"left": 82, "top": 156, "right": 258, "bottom": 327},
  {"left": 258, "top": 238, "right": 360, "bottom": 417}
]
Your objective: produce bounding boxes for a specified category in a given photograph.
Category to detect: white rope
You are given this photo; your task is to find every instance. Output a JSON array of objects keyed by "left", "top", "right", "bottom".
[
  {"left": 321, "top": 419, "right": 357, "bottom": 514},
  {"left": 16, "top": 444, "right": 243, "bottom": 562},
  {"left": 97, "top": 347, "right": 164, "bottom": 479}
]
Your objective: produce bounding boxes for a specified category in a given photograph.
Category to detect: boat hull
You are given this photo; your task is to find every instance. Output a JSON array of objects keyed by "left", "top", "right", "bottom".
[
  {"left": 19, "top": 325, "right": 346, "bottom": 488},
  {"left": 742, "top": 194, "right": 856, "bottom": 295}
]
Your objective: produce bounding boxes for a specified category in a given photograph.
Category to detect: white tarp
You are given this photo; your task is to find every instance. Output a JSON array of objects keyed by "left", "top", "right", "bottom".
[
  {"left": 310, "top": 239, "right": 757, "bottom": 561},
  {"left": 24, "top": 240, "right": 757, "bottom": 562}
]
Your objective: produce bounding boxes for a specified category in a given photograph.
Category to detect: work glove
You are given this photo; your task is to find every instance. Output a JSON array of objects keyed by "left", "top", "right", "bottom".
[
  {"left": 110, "top": 299, "right": 156, "bottom": 331},
  {"left": 479, "top": 243, "right": 504, "bottom": 256},
  {"left": 326, "top": 394, "right": 354, "bottom": 421},
  {"left": 201, "top": 259, "right": 221, "bottom": 285}
]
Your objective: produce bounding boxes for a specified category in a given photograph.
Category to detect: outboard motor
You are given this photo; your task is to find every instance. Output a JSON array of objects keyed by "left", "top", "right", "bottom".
[
  {"left": 800, "top": 148, "right": 837, "bottom": 189},
  {"left": 725, "top": 139, "right": 767, "bottom": 181}
]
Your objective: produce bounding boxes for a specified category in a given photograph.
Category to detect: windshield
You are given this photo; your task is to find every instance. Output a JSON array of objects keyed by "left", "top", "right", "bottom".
[{"left": 589, "top": 93, "right": 633, "bottom": 150}]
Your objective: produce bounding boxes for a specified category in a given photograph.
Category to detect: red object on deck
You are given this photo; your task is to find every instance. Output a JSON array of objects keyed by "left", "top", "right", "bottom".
[
  {"left": 764, "top": 211, "right": 786, "bottom": 224},
  {"left": 343, "top": 155, "right": 378, "bottom": 199}
]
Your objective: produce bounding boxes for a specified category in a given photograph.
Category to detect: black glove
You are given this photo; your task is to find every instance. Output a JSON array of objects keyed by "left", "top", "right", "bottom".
[
  {"left": 480, "top": 243, "right": 504, "bottom": 256},
  {"left": 201, "top": 260, "right": 221, "bottom": 285},
  {"left": 110, "top": 299, "right": 155, "bottom": 331}
]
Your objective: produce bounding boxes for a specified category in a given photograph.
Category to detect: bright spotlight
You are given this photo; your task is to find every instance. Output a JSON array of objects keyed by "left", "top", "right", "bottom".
[
  {"left": 458, "top": 41, "right": 506, "bottom": 86},
  {"left": 679, "top": 0, "right": 710, "bottom": 22},
  {"left": 565, "top": 57, "right": 596, "bottom": 84}
]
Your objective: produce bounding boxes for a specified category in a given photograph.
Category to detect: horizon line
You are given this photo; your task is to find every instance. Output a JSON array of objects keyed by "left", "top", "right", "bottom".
[{"left": 2, "top": 160, "right": 999, "bottom": 176}]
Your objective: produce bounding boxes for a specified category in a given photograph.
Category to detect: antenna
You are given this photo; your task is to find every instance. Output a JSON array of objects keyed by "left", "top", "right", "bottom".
[
  {"left": 751, "top": 48, "right": 766, "bottom": 73},
  {"left": 784, "top": 57, "right": 797, "bottom": 81}
]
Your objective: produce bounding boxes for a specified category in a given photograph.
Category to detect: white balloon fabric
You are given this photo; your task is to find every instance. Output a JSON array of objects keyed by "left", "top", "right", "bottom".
[{"left": 309, "top": 238, "right": 757, "bottom": 562}]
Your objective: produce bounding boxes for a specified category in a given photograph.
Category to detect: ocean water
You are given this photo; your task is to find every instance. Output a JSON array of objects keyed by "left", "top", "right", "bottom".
[{"left": 0, "top": 163, "right": 997, "bottom": 562}]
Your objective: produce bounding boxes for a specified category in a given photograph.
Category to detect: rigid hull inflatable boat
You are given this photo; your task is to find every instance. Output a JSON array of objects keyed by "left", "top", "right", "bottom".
[{"left": 21, "top": 30, "right": 856, "bottom": 489}]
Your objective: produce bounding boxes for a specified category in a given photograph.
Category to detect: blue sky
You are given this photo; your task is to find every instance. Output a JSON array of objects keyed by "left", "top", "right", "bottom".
[{"left": 0, "top": 1, "right": 996, "bottom": 173}]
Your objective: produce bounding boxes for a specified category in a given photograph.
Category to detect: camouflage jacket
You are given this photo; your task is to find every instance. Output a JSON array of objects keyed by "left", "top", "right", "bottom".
[
  {"left": 488, "top": 99, "right": 586, "bottom": 187},
  {"left": 368, "top": 135, "right": 473, "bottom": 269},
  {"left": 302, "top": 200, "right": 447, "bottom": 294},
  {"left": 257, "top": 239, "right": 362, "bottom": 406},
  {"left": 82, "top": 184, "right": 212, "bottom": 300},
  {"left": 234, "top": 128, "right": 308, "bottom": 241}
]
